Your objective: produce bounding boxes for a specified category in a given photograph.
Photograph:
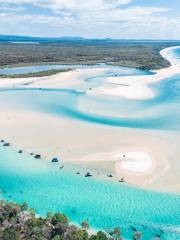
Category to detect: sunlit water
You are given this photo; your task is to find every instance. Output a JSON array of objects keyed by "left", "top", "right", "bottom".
[
  {"left": 0, "top": 146, "right": 180, "bottom": 240},
  {"left": 0, "top": 47, "right": 180, "bottom": 239}
]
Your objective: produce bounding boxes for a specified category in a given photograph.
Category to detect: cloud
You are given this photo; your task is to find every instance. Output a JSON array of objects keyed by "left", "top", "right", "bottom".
[{"left": 0, "top": 0, "right": 179, "bottom": 39}]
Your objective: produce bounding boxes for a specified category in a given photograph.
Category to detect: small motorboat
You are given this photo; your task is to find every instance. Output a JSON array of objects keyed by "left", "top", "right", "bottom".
[
  {"left": 34, "top": 154, "right": 41, "bottom": 159},
  {"left": 3, "top": 142, "right": 10, "bottom": 147},
  {"left": 107, "top": 174, "right": 113, "bottom": 178},
  {"left": 84, "top": 172, "right": 92, "bottom": 177},
  {"left": 118, "top": 177, "right": 125, "bottom": 183},
  {"left": 52, "top": 157, "right": 59, "bottom": 163}
]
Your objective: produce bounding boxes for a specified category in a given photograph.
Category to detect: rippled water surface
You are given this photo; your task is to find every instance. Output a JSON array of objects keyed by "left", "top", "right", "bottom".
[
  {"left": 0, "top": 147, "right": 180, "bottom": 239},
  {"left": 0, "top": 47, "right": 180, "bottom": 239}
]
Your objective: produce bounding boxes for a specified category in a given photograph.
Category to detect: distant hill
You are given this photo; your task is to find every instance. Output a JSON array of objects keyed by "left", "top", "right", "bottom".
[
  {"left": 0, "top": 35, "right": 85, "bottom": 43},
  {"left": 0, "top": 35, "right": 179, "bottom": 43}
]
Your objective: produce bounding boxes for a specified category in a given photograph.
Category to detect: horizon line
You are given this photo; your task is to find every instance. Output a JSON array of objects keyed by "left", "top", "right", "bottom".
[{"left": 0, "top": 34, "right": 180, "bottom": 42}]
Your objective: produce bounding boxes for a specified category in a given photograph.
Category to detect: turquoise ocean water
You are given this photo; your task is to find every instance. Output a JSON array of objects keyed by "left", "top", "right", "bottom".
[{"left": 0, "top": 47, "right": 180, "bottom": 239}]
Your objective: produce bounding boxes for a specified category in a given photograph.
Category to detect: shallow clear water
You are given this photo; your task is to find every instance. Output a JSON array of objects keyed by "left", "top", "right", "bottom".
[
  {"left": 0, "top": 72, "right": 180, "bottom": 131},
  {"left": 0, "top": 47, "right": 180, "bottom": 239},
  {"left": 0, "top": 64, "right": 78, "bottom": 75},
  {"left": 171, "top": 48, "right": 180, "bottom": 64},
  {"left": 0, "top": 146, "right": 180, "bottom": 239},
  {"left": 0, "top": 63, "right": 148, "bottom": 76}
]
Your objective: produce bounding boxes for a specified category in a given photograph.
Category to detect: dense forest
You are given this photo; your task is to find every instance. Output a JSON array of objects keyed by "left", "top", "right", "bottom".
[{"left": 0, "top": 40, "right": 179, "bottom": 70}]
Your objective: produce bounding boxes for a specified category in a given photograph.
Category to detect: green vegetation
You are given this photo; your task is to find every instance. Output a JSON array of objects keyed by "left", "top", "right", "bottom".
[
  {"left": 81, "top": 220, "right": 90, "bottom": 230},
  {"left": 0, "top": 200, "right": 146, "bottom": 240},
  {"left": 0, "top": 41, "right": 179, "bottom": 70},
  {"left": 0, "top": 68, "right": 72, "bottom": 78},
  {"left": 51, "top": 213, "right": 69, "bottom": 225}
]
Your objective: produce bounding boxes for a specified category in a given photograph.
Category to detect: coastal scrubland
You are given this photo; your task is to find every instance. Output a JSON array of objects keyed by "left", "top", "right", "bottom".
[
  {"left": 0, "top": 200, "right": 143, "bottom": 240},
  {"left": 0, "top": 41, "right": 179, "bottom": 70}
]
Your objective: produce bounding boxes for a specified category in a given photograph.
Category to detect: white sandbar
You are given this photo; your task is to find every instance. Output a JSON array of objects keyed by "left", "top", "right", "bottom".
[
  {"left": 88, "top": 46, "right": 180, "bottom": 99},
  {"left": 115, "top": 151, "right": 153, "bottom": 173}
]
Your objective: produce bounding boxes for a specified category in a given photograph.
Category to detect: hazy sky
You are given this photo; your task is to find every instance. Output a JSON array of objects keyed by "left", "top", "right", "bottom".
[{"left": 0, "top": 0, "right": 180, "bottom": 39}]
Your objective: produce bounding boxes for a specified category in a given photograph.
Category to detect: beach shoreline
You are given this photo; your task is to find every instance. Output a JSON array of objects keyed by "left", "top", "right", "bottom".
[
  {"left": 0, "top": 46, "right": 179, "bottom": 100},
  {"left": 0, "top": 109, "right": 179, "bottom": 192},
  {"left": 0, "top": 46, "right": 180, "bottom": 192},
  {"left": 87, "top": 46, "right": 180, "bottom": 99}
]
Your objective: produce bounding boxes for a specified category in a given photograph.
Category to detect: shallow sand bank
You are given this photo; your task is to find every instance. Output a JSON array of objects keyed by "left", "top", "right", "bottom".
[
  {"left": 0, "top": 46, "right": 179, "bottom": 101},
  {"left": 0, "top": 46, "right": 180, "bottom": 193},
  {"left": 0, "top": 68, "right": 107, "bottom": 89},
  {"left": 0, "top": 109, "right": 179, "bottom": 192},
  {"left": 88, "top": 46, "right": 180, "bottom": 99}
]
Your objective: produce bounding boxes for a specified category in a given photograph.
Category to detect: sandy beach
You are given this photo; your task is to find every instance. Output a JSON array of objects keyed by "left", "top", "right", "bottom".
[
  {"left": 88, "top": 46, "right": 180, "bottom": 99},
  {"left": 0, "top": 46, "right": 179, "bottom": 100},
  {"left": 0, "top": 67, "right": 107, "bottom": 89},
  {"left": 0, "top": 46, "right": 180, "bottom": 192},
  {"left": 0, "top": 109, "right": 180, "bottom": 192}
]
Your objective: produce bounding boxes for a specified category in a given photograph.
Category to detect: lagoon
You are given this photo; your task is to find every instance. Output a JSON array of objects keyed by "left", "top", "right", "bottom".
[{"left": 0, "top": 46, "right": 180, "bottom": 239}]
